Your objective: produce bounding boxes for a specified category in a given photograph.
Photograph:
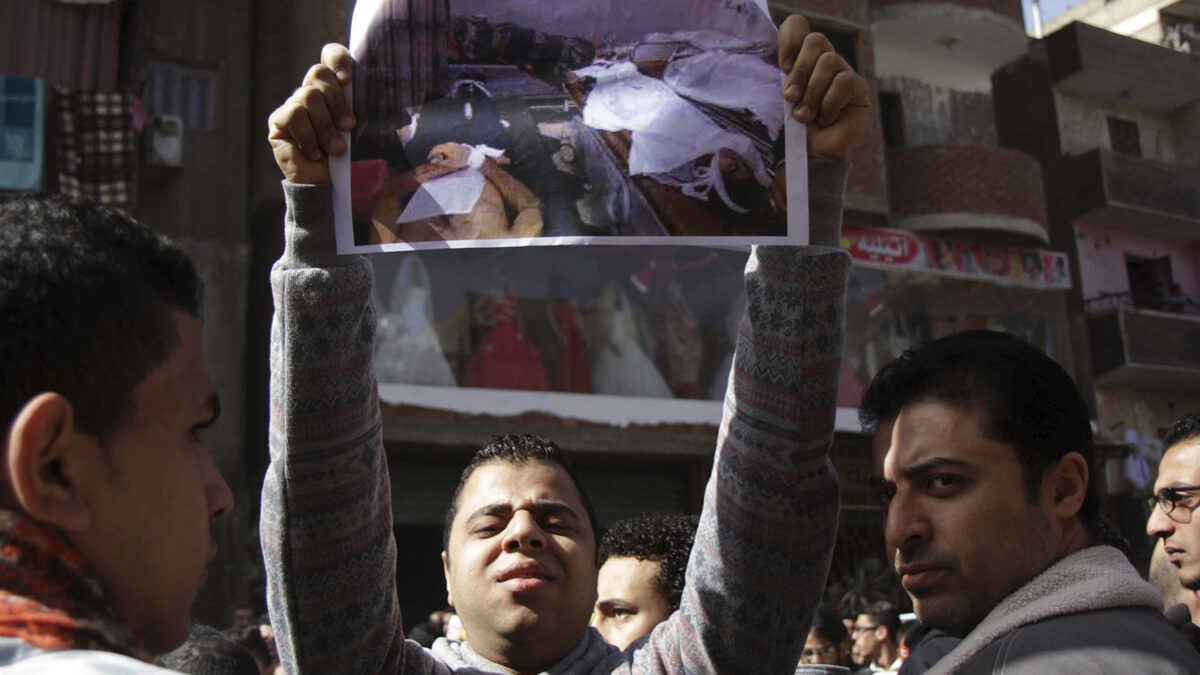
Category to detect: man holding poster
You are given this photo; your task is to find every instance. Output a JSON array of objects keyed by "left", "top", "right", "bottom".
[{"left": 265, "top": 12, "right": 868, "bottom": 675}]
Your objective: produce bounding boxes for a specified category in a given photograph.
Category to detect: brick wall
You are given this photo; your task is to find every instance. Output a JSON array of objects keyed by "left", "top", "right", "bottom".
[{"left": 886, "top": 144, "right": 1047, "bottom": 227}]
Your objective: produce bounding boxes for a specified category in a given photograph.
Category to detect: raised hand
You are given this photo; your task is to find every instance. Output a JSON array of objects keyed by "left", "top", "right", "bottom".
[
  {"left": 779, "top": 16, "right": 870, "bottom": 161},
  {"left": 267, "top": 44, "right": 357, "bottom": 183}
]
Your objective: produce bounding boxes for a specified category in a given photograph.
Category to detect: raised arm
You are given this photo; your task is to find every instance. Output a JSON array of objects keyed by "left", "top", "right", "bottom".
[
  {"left": 262, "top": 46, "right": 434, "bottom": 674},
  {"left": 630, "top": 17, "right": 868, "bottom": 674}
]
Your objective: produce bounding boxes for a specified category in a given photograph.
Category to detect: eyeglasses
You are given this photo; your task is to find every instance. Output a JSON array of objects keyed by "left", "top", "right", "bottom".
[
  {"left": 802, "top": 646, "right": 837, "bottom": 658},
  {"left": 851, "top": 624, "right": 879, "bottom": 635},
  {"left": 1148, "top": 485, "right": 1200, "bottom": 521}
]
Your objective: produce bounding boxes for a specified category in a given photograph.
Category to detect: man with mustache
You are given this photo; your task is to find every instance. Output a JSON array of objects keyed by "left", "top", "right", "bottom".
[
  {"left": 263, "top": 15, "right": 869, "bottom": 675},
  {"left": 859, "top": 331, "right": 1200, "bottom": 673}
]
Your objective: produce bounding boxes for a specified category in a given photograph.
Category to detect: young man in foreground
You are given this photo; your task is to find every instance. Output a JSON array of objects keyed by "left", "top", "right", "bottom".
[
  {"left": 860, "top": 331, "right": 1200, "bottom": 673},
  {"left": 264, "top": 15, "right": 867, "bottom": 674},
  {"left": 0, "top": 197, "right": 234, "bottom": 670}
]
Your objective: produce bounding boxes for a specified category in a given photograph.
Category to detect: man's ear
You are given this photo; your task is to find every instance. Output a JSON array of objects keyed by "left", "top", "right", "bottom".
[
  {"left": 1046, "top": 451, "right": 1089, "bottom": 520},
  {"left": 5, "top": 393, "right": 94, "bottom": 532},
  {"left": 441, "top": 550, "right": 455, "bottom": 608}
]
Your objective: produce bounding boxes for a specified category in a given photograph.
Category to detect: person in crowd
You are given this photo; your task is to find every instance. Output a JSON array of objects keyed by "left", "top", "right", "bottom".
[
  {"left": 1167, "top": 283, "right": 1199, "bottom": 314},
  {"left": 262, "top": 14, "right": 869, "bottom": 673},
  {"left": 800, "top": 611, "right": 848, "bottom": 666},
  {"left": 1148, "top": 415, "right": 1200, "bottom": 612},
  {"left": 850, "top": 602, "right": 901, "bottom": 673},
  {"left": 895, "top": 620, "right": 958, "bottom": 675},
  {"left": 410, "top": 610, "right": 451, "bottom": 648},
  {"left": 592, "top": 514, "right": 698, "bottom": 649},
  {"left": 231, "top": 606, "right": 257, "bottom": 629},
  {"left": 227, "top": 624, "right": 275, "bottom": 675},
  {"left": 156, "top": 623, "right": 261, "bottom": 675},
  {"left": 859, "top": 331, "right": 1200, "bottom": 672},
  {"left": 0, "top": 196, "right": 234, "bottom": 671},
  {"left": 1150, "top": 538, "right": 1200, "bottom": 620}
]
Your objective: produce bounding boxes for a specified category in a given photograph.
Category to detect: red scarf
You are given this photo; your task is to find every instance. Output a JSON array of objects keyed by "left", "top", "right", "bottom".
[{"left": 0, "top": 511, "right": 147, "bottom": 661}]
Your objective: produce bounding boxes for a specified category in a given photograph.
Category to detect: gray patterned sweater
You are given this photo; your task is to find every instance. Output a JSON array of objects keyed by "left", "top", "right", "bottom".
[{"left": 263, "top": 161, "right": 852, "bottom": 675}]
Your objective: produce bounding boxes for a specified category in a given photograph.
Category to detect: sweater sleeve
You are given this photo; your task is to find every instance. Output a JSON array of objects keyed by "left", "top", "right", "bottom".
[
  {"left": 629, "top": 159, "right": 851, "bottom": 675},
  {"left": 262, "top": 182, "right": 441, "bottom": 675}
]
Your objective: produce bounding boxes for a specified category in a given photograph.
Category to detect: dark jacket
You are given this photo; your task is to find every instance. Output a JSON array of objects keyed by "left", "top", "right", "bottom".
[{"left": 958, "top": 606, "right": 1200, "bottom": 674}]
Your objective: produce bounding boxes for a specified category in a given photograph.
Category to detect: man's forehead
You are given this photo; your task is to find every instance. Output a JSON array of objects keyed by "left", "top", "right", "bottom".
[
  {"left": 457, "top": 460, "right": 583, "bottom": 515},
  {"left": 878, "top": 402, "right": 996, "bottom": 478},
  {"left": 597, "top": 556, "right": 660, "bottom": 595},
  {"left": 1157, "top": 439, "right": 1200, "bottom": 489},
  {"left": 128, "top": 312, "right": 215, "bottom": 421}
]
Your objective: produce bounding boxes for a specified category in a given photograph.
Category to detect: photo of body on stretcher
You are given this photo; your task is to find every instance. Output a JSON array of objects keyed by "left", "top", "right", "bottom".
[{"left": 339, "top": 0, "right": 799, "bottom": 252}]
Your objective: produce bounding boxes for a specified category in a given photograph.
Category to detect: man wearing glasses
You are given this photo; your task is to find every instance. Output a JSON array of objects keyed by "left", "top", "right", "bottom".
[
  {"left": 849, "top": 603, "right": 900, "bottom": 673},
  {"left": 1147, "top": 414, "right": 1200, "bottom": 610}
]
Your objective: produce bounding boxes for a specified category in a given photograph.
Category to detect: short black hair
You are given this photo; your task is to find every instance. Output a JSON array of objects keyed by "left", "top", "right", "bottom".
[
  {"left": 809, "top": 610, "right": 848, "bottom": 644},
  {"left": 1165, "top": 414, "right": 1200, "bottom": 451},
  {"left": 598, "top": 514, "right": 698, "bottom": 613},
  {"left": 862, "top": 601, "right": 901, "bottom": 643},
  {"left": 859, "top": 330, "right": 1100, "bottom": 532},
  {"left": 155, "top": 624, "right": 259, "bottom": 675},
  {"left": 442, "top": 434, "right": 597, "bottom": 560},
  {"left": 0, "top": 194, "right": 202, "bottom": 444}
]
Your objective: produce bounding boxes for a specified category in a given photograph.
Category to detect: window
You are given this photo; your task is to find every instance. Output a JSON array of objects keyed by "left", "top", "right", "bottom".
[
  {"left": 1108, "top": 117, "right": 1141, "bottom": 157},
  {"left": 823, "top": 28, "right": 859, "bottom": 73},
  {"left": 879, "top": 92, "right": 905, "bottom": 148},
  {"left": 145, "top": 63, "right": 217, "bottom": 132},
  {"left": 1126, "top": 254, "right": 1172, "bottom": 310}
]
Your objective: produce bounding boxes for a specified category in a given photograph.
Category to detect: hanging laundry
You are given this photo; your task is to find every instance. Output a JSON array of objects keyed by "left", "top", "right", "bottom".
[
  {"left": 463, "top": 295, "right": 551, "bottom": 391},
  {"left": 0, "top": 76, "right": 45, "bottom": 191},
  {"left": 55, "top": 87, "right": 135, "bottom": 206},
  {"left": 374, "top": 256, "right": 457, "bottom": 387}
]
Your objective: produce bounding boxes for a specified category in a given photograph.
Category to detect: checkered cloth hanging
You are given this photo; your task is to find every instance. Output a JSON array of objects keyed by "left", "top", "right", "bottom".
[{"left": 54, "top": 87, "right": 135, "bottom": 206}]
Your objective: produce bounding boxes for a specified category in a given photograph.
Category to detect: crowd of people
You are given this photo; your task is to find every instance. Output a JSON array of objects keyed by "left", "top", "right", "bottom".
[{"left": 2, "top": 13, "right": 1200, "bottom": 674}]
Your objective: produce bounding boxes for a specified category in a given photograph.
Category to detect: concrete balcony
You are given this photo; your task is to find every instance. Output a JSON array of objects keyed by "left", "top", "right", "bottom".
[
  {"left": 869, "top": 0, "right": 1028, "bottom": 89},
  {"left": 886, "top": 144, "right": 1049, "bottom": 244},
  {"left": 1045, "top": 22, "right": 1200, "bottom": 113},
  {"left": 1088, "top": 305, "right": 1200, "bottom": 392},
  {"left": 1066, "top": 148, "right": 1200, "bottom": 239}
]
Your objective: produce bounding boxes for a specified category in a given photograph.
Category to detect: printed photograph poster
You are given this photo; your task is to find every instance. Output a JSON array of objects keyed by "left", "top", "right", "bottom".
[{"left": 331, "top": 0, "right": 807, "bottom": 253}]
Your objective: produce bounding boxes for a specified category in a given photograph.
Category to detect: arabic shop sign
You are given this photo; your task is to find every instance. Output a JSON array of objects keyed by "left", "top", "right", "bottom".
[{"left": 842, "top": 224, "right": 1071, "bottom": 290}]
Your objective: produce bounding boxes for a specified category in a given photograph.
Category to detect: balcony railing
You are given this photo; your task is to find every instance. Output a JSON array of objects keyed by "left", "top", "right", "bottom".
[
  {"left": 1088, "top": 304, "right": 1200, "bottom": 391},
  {"left": 1084, "top": 290, "right": 1200, "bottom": 316}
]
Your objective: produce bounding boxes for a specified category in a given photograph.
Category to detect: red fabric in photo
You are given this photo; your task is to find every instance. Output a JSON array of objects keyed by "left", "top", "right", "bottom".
[
  {"left": 553, "top": 301, "right": 592, "bottom": 394},
  {"left": 351, "top": 159, "right": 389, "bottom": 222},
  {"left": 463, "top": 297, "right": 551, "bottom": 391}
]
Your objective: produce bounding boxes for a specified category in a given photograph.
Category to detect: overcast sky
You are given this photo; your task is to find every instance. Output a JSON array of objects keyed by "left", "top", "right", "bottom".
[{"left": 1022, "top": 0, "right": 1085, "bottom": 32}]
